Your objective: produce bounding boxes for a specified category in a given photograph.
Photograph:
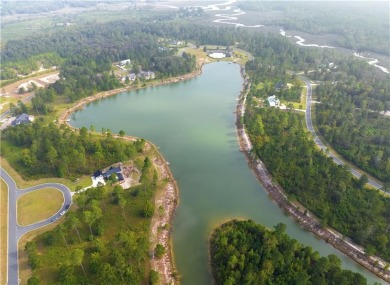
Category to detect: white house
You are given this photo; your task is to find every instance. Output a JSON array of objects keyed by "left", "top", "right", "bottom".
[
  {"left": 267, "top": 95, "right": 280, "bottom": 107},
  {"left": 120, "top": 59, "right": 131, "bottom": 66}
]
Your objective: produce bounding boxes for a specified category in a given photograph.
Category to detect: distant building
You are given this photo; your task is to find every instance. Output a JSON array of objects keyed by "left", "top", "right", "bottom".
[
  {"left": 128, "top": 73, "right": 137, "bottom": 81},
  {"left": 170, "top": 40, "right": 183, "bottom": 46},
  {"left": 206, "top": 48, "right": 232, "bottom": 59},
  {"left": 12, "top": 113, "right": 34, "bottom": 126},
  {"left": 138, "top": 71, "right": 155, "bottom": 80},
  {"left": 120, "top": 59, "right": 131, "bottom": 66},
  {"left": 267, "top": 95, "right": 280, "bottom": 107},
  {"left": 208, "top": 52, "right": 226, "bottom": 59},
  {"left": 121, "top": 73, "right": 137, "bottom": 83}
]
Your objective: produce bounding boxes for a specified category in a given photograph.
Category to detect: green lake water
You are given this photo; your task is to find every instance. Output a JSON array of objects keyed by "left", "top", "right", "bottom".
[{"left": 70, "top": 62, "right": 384, "bottom": 285}]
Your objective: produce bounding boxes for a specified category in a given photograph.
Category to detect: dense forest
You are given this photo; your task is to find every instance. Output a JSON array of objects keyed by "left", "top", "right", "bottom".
[
  {"left": 210, "top": 220, "right": 369, "bottom": 285},
  {"left": 1, "top": 121, "right": 145, "bottom": 180},
  {"left": 244, "top": 99, "right": 390, "bottom": 261},
  {"left": 25, "top": 154, "right": 161, "bottom": 285},
  {"left": 315, "top": 79, "right": 390, "bottom": 182},
  {"left": 2, "top": 20, "right": 353, "bottom": 78}
]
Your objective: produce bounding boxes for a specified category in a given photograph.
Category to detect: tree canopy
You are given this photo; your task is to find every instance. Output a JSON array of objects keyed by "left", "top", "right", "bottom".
[{"left": 210, "top": 220, "right": 368, "bottom": 285}]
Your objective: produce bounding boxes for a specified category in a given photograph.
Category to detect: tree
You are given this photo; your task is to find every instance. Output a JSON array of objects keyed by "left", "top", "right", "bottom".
[
  {"left": 46, "top": 145, "right": 58, "bottom": 169},
  {"left": 83, "top": 210, "right": 95, "bottom": 235},
  {"left": 57, "top": 224, "right": 69, "bottom": 247},
  {"left": 69, "top": 216, "right": 82, "bottom": 242},
  {"left": 119, "top": 129, "right": 125, "bottom": 137},
  {"left": 71, "top": 249, "right": 86, "bottom": 274},
  {"left": 142, "top": 201, "right": 154, "bottom": 218},
  {"left": 19, "top": 86, "right": 26, "bottom": 94},
  {"left": 154, "top": 244, "right": 165, "bottom": 258},
  {"left": 27, "top": 276, "right": 40, "bottom": 285},
  {"left": 149, "top": 270, "right": 159, "bottom": 285},
  {"left": 118, "top": 195, "right": 127, "bottom": 220},
  {"left": 18, "top": 100, "right": 28, "bottom": 113},
  {"left": 25, "top": 241, "right": 41, "bottom": 269},
  {"left": 357, "top": 174, "right": 369, "bottom": 189},
  {"left": 382, "top": 182, "right": 390, "bottom": 193}
]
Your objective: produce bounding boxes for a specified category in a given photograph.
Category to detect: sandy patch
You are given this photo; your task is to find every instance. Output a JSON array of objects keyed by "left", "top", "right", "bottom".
[
  {"left": 17, "top": 80, "right": 44, "bottom": 91},
  {"left": 39, "top": 73, "right": 60, "bottom": 84}
]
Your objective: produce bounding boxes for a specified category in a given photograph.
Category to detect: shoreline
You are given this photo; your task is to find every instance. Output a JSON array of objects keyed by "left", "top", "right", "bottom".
[
  {"left": 58, "top": 66, "right": 205, "bottom": 284},
  {"left": 235, "top": 68, "right": 390, "bottom": 283},
  {"left": 58, "top": 65, "right": 203, "bottom": 124}
]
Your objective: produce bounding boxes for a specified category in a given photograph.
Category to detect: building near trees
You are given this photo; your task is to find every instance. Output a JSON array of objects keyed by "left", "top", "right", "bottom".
[
  {"left": 12, "top": 113, "right": 34, "bottom": 126},
  {"left": 267, "top": 95, "right": 280, "bottom": 107}
]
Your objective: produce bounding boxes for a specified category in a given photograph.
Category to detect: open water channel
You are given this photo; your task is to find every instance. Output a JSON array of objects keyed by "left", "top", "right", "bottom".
[{"left": 70, "top": 62, "right": 384, "bottom": 284}]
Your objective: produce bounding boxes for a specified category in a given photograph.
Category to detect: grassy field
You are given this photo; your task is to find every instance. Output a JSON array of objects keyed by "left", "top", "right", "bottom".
[
  {"left": 1, "top": 18, "right": 53, "bottom": 43},
  {"left": 1, "top": 179, "right": 8, "bottom": 285},
  {"left": 17, "top": 188, "right": 63, "bottom": 226}
]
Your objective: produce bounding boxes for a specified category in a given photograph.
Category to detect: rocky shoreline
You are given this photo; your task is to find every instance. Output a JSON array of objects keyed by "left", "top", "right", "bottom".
[
  {"left": 148, "top": 140, "right": 179, "bottom": 285},
  {"left": 235, "top": 68, "right": 390, "bottom": 283}
]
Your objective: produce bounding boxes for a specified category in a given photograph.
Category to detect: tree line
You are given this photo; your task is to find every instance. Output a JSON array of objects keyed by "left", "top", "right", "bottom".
[
  {"left": 244, "top": 104, "right": 390, "bottom": 261},
  {"left": 210, "top": 220, "right": 370, "bottom": 285},
  {"left": 1, "top": 121, "right": 144, "bottom": 180}
]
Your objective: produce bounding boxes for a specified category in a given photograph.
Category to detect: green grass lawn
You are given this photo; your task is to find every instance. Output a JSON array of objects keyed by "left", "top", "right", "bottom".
[{"left": 17, "top": 188, "right": 64, "bottom": 226}]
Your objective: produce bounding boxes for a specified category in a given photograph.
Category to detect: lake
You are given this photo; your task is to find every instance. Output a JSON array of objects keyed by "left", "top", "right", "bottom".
[{"left": 70, "top": 62, "right": 384, "bottom": 284}]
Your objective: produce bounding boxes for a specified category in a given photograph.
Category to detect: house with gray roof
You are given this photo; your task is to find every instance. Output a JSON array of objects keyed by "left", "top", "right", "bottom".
[{"left": 12, "top": 113, "right": 34, "bottom": 126}]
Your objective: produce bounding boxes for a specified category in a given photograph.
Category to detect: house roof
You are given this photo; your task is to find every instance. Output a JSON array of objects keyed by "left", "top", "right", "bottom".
[
  {"left": 102, "top": 166, "right": 122, "bottom": 179},
  {"left": 12, "top": 113, "right": 32, "bottom": 126},
  {"left": 93, "top": 170, "right": 103, "bottom": 179},
  {"left": 267, "top": 95, "right": 280, "bottom": 107}
]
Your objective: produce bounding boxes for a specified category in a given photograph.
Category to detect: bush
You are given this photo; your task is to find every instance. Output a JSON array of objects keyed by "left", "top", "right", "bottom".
[{"left": 154, "top": 244, "right": 165, "bottom": 258}]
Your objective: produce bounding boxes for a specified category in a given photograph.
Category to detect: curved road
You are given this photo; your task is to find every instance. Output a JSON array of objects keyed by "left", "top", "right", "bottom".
[
  {"left": 1, "top": 167, "right": 72, "bottom": 285},
  {"left": 301, "top": 76, "right": 383, "bottom": 190}
]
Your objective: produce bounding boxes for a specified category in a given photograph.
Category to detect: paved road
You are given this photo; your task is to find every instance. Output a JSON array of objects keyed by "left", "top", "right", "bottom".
[
  {"left": 1, "top": 167, "right": 72, "bottom": 285},
  {"left": 0, "top": 93, "right": 35, "bottom": 120},
  {"left": 301, "top": 76, "right": 383, "bottom": 191}
]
